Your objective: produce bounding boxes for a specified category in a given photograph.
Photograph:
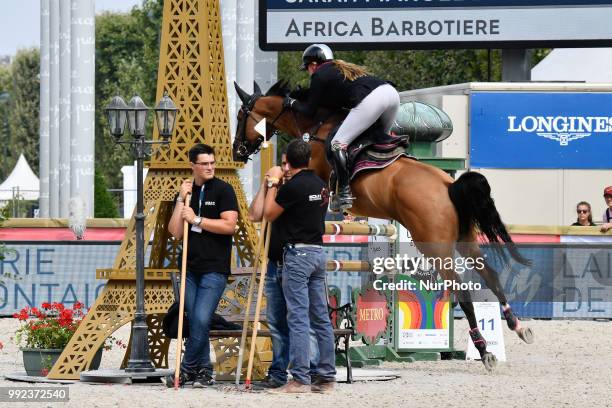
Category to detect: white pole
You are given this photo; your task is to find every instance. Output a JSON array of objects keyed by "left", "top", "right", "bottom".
[
  {"left": 70, "top": 0, "right": 95, "bottom": 218},
  {"left": 49, "top": 0, "right": 60, "bottom": 217},
  {"left": 220, "top": 0, "right": 237, "bottom": 139},
  {"left": 39, "top": 0, "right": 50, "bottom": 217},
  {"left": 59, "top": 0, "right": 71, "bottom": 217},
  {"left": 236, "top": 0, "right": 255, "bottom": 202}
]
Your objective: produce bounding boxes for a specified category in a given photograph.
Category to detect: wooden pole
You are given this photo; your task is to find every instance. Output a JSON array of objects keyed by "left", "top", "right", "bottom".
[
  {"left": 174, "top": 193, "right": 191, "bottom": 389},
  {"left": 234, "top": 218, "right": 268, "bottom": 385},
  {"left": 245, "top": 224, "right": 272, "bottom": 388}
]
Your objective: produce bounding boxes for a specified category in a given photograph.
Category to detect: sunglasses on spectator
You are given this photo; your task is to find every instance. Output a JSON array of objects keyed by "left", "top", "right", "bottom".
[{"left": 577, "top": 209, "right": 590, "bottom": 214}]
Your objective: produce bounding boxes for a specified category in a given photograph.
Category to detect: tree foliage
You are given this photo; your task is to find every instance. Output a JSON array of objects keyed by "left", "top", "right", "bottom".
[
  {"left": 94, "top": 168, "right": 119, "bottom": 218},
  {"left": 95, "top": 0, "right": 163, "bottom": 189},
  {"left": 0, "top": 64, "right": 11, "bottom": 180},
  {"left": 0, "top": 49, "right": 40, "bottom": 179}
]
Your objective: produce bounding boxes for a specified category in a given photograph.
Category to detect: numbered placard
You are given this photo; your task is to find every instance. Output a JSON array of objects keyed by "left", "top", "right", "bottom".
[{"left": 466, "top": 302, "right": 506, "bottom": 362}]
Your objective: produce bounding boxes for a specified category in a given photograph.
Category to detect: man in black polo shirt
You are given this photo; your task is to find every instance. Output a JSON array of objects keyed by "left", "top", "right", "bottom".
[
  {"left": 264, "top": 140, "right": 336, "bottom": 394},
  {"left": 165, "top": 143, "right": 238, "bottom": 388},
  {"left": 248, "top": 150, "right": 320, "bottom": 389}
]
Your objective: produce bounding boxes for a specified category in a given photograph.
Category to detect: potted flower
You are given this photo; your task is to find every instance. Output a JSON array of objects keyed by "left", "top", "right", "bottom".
[{"left": 13, "top": 301, "right": 124, "bottom": 376}]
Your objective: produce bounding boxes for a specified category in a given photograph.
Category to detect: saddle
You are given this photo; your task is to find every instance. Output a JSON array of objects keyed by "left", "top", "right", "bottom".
[{"left": 325, "top": 122, "right": 411, "bottom": 181}]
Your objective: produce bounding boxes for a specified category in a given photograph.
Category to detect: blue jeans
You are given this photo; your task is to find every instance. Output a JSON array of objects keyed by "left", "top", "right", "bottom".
[
  {"left": 265, "top": 261, "right": 320, "bottom": 384},
  {"left": 282, "top": 246, "right": 336, "bottom": 385},
  {"left": 181, "top": 271, "right": 227, "bottom": 373}
]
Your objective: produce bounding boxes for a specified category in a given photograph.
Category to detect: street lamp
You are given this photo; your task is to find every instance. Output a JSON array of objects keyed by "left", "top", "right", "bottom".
[
  {"left": 104, "top": 91, "right": 178, "bottom": 374},
  {"left": 154, "top": 92, "right": 179, "bottom": 140},
  {"left": 126, "top": 95, "right": 149, "bottom": 137},
  {"left": 105, "top": 95, "right": 128, "bottom": 139}
]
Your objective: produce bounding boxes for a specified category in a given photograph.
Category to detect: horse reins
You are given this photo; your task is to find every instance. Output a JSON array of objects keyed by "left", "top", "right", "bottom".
[{"left": 287, "top": 106, "right": 333, "bottom": 145}]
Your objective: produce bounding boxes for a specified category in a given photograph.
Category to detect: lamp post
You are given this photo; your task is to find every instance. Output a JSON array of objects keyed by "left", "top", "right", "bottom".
[{"left": 105, "top": 92, "right": 178, "bottom": 373}]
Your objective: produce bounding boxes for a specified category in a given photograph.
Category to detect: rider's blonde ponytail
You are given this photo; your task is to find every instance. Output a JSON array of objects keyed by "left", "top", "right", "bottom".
[{"left": 332, "top": 60, "right": 369, "bottom": 81}]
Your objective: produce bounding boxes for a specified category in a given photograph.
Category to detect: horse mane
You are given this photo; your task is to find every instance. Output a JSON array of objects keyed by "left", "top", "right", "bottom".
[{"left": 265, "top": 80, "right": 309, "bottom": 101}]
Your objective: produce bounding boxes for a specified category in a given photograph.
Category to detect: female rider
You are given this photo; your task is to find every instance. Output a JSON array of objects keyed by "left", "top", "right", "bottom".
[{"left": 284, "top": 44, "right": 400, "bottom": 211}]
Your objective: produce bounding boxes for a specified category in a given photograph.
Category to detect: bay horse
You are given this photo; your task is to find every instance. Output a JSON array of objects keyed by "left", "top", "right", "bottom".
[{"left": 233, "top": 80, "right": 533, "bottom": 371}]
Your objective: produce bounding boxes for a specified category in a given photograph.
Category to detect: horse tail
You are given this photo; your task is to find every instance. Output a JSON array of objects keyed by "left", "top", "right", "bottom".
[{"left": 448, "top": 171, "right": 530, "bottom": 266}]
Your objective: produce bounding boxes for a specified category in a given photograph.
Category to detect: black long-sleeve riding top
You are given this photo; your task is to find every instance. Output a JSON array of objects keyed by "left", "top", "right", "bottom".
[{"left": 291, "top": 62, "right": 388, "bottom": 117}]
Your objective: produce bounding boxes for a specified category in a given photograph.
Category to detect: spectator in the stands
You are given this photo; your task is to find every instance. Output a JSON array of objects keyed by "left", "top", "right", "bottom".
[{"left": 571, "top": 201, "right": 596, "bottom": 226}]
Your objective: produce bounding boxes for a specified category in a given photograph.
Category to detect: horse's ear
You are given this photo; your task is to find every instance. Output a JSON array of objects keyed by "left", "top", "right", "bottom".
[
  {"left": 234, "top": 81, "right": 251, "bottom": 104},
  {"left": 253, "top": 81, "right": 262, "bottom": 96}
]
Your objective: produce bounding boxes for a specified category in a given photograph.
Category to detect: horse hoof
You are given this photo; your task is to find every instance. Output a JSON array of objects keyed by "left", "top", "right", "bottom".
[
  {"left": 481, "top": 353, "right": 497, "bottom": 372},
  {"left": 517, "top": 327, "right": 534, "bottom": 344}
]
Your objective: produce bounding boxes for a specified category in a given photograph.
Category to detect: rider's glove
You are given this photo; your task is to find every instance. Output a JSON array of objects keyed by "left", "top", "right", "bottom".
[{"left": 283, "top": 96, "right": 297, "bottom": 109}]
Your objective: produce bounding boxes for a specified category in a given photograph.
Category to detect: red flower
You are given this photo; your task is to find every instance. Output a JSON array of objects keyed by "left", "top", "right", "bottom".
[
  {"left": 16, "top": 310, "right": 29, "bottom": 321},
  {"left": 30, "top": 307, "right": 45, "bottom": 319},
  {"left": 13, "top": 301, "right": 100, "bottom": 350},
  {"left": 58, "top": 309, "right": 74, "bottom": 327},
  {"left": 51, "top": 302, "right": 64, "bottom": 311},
  {"left": 41, "top": 368, "right": 49, "bottom": 376}
]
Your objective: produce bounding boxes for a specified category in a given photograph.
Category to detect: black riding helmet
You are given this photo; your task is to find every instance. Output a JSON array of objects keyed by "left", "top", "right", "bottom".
[{"left": 300, "top": 44, "right": 334, "bottom": 70}]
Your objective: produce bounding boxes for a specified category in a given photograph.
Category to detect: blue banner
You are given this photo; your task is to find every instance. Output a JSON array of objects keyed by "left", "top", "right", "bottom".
[
  {"left": 480, "top": 246, "right": 554, "bottom": 319},
  {"left": 266, "top": 0, "right": 612, "bottom": 10},
  {"left": 0, "top": 243, "right": 117, "bottom": 315},
  {"left": 470, "top": 92, "right": 612, "bottom": 169}
]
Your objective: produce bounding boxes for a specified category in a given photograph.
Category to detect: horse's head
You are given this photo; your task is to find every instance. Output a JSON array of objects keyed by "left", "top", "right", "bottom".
[{"left": 232, "top": 81, "right": 289, "bottom": 163}]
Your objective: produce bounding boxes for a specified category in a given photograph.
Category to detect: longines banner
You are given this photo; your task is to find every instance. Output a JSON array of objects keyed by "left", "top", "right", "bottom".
[
  {"left": 470, "top": 92, "right": 612, "bottom": 169},
  {"left": 260, "top": 0, "right": 612, "bottom": 50}
]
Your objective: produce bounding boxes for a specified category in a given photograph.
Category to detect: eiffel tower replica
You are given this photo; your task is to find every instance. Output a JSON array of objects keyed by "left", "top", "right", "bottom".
[{"left": 48, "top": 0, "right": 266, "bottom": 380}]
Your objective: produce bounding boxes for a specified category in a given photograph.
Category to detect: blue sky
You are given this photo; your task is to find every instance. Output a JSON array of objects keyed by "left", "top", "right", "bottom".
[{"left": 0, "top": 0, "right": 143, "bottom": 56}]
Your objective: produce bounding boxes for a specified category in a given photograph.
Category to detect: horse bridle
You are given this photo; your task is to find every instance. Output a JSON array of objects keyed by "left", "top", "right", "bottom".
[
  {"left": 235, "top": 93, "right": 286, "bottom": 159},
  {"left": 235, "top": 93, "right": 331, "bottom": 160}
]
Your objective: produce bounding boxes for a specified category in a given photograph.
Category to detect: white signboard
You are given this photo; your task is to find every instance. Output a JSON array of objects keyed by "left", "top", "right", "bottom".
[
  {"left": 466, "top": 302, "right": 506, "bottom": 362},
  {"left": 260, "top": 0, "right": 612, "bottom": 50}
]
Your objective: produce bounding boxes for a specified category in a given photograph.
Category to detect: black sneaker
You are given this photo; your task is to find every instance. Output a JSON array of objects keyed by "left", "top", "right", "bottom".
[
  {"left": 193, "top": 368, "right": 215, "bottom": 388},
  {"left": 163, "top": 370, "right": 196, "bottom": 388},
  {"left": 258, "top": 375, "right": 286, "bottom": 389}
]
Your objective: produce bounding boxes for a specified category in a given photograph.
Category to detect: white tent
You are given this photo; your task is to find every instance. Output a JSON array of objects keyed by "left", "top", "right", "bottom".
[
  {"left": 0, "top": 154, "right": 40, "bottom": 201},
  {"left": 532, "top": 48, "right": 612, "bottom": 82}
]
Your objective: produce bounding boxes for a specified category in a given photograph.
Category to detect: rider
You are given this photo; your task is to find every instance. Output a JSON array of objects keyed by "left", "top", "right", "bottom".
[{"left": 284, "top": 43, "right": 400, "bottom": 211}]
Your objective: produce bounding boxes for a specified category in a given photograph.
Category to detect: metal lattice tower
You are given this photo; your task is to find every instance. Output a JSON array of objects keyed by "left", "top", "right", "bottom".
[{"left": 48, "top": 0, "right": 262, "bottom": 380}]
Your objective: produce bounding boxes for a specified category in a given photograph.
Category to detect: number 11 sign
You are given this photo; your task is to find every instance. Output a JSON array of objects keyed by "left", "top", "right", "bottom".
[{"left": 466, "top": 302, "right": 506, "bottom": 362}]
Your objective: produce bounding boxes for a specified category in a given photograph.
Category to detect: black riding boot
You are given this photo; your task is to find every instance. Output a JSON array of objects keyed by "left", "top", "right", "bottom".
[{"left": 330, "top": 147, "right": 354, "bottom": 212}]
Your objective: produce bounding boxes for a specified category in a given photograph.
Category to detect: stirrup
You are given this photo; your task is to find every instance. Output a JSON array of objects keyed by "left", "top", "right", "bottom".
[
  {"left": 332, "top": 190, "right": 354, "bottom": 212},
  {"left": 329, "top": 192, "right": 353, "bottom": 212}
]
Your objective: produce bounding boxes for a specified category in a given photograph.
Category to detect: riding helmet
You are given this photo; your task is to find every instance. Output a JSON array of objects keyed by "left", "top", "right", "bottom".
[{"left": 300, "top": 44, "right": 334, "bottom": 70}]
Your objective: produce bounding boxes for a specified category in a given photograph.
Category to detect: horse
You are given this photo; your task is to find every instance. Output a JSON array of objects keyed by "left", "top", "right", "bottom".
[{"left": 232, "top": 80, "right": 534, "bottom": 371}]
